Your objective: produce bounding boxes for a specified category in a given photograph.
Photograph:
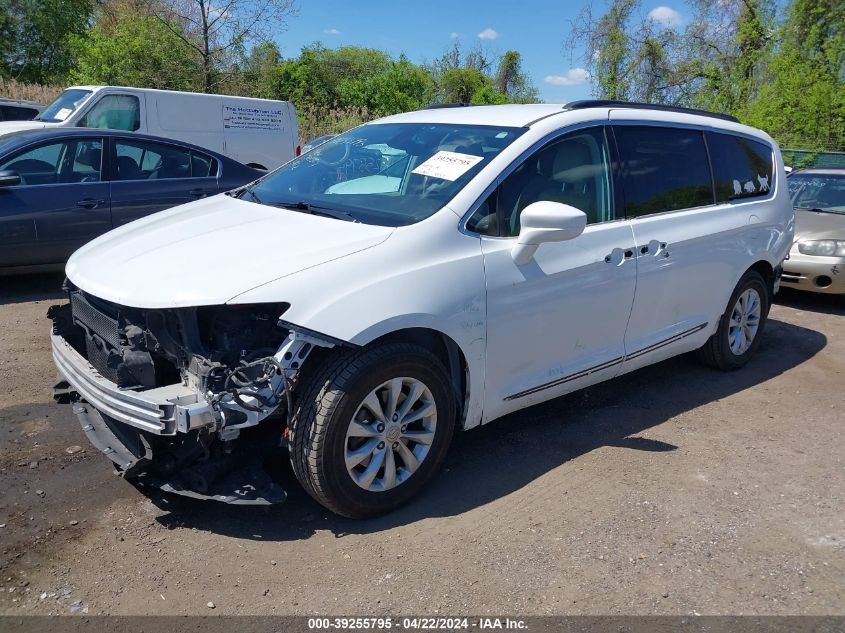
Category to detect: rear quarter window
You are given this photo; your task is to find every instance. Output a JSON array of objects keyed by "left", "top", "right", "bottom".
[
  {"left": 706, "top": 132, "right": 773, "bottom": 202},
  {"left": 190, "top": 151, "right": 216, "bottom": 177},
  {"left": 613, "top": 125, "right": 713, "bottom": 218}
]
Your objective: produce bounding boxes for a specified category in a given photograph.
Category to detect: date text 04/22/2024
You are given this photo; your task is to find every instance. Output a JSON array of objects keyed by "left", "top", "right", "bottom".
[{"left": 306, "top": 617, "right": 527, "bottom": 630}]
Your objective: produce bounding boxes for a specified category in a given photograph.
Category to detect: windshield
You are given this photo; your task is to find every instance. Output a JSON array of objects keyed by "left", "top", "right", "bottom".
[
  {"left": 788, "top": 173, "right": 845, "bottom": 214},
  {"left": 241, "top": 122, "right": 526, "bottom": 226},
  {"left": 37, "top": 89, "right": 93, "bottom": 123}
]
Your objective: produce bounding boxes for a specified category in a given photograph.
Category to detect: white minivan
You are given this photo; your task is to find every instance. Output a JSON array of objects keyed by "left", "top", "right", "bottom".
[
  {"left": 0, "top": 86, "right": 298, "bottom": 169},
  {"left": 49, "top": 101, "right": 793, "bottom": 516}
]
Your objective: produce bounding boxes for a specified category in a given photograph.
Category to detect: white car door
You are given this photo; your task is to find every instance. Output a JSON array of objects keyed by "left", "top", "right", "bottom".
[
  {"left": 611, "top": 120, "right": 778, "bottom": 373},
  {"left": 474, "top": 126, "right": 638, "bottom": 421},
  {"left": 611, "top": 122, "right": 717, "bottom": 372}
]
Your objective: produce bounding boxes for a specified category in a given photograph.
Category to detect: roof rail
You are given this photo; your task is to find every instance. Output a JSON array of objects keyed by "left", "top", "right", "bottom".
[
  {"left": 565, "top": 100, "right": 740, "bottom": 123},
  {"left": 421, "top": 102, "right": 473, "bottom": 110}
]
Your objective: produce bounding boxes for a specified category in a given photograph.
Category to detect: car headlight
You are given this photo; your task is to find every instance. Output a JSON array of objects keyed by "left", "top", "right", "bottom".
[{"left": 797, "top": 240, "right": 845, "bottom": 257}]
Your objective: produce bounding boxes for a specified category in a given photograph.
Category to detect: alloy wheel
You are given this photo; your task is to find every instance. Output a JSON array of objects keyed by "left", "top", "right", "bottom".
[
  {"left": 728, "top": 288, "right": 762, "bottom": 355},
  {"left": 344, "top": 377, "right": 438, "bottom": 492}
]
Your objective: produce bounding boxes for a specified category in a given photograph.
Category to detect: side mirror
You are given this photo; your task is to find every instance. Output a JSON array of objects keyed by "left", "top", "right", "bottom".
[
  {"left": 0, "top": 170, "right": 21, "bottom": 188},
  {"left": 511, "top": 201, "right": 587, "bottom": 264}
]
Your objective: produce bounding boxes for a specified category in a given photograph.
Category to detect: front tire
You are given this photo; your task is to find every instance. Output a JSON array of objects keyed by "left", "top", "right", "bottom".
[
  {"left": 289, "top": 343, "right": 456, "bottom": 518},
  {"left": 696, "top": 269, "right": 770, "bottom": 370}
]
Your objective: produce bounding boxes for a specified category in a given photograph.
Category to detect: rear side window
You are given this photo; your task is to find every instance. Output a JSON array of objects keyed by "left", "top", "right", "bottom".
[
  {"left": 115, "top": 139, "right": 212, "bottom": 180},
  {"left": 190, "top": 151, "right": 215, "bottom": 177},
  {"left": 613, "top": 126, "right": 713, "bottom": 218},
  {"left": 706, "top": 132, "right": 773, "bottom": 202}
]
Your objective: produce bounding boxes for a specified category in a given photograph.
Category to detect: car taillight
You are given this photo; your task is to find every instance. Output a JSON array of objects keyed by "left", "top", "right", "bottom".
[{"left": 296, "top": 145, "right": 301, "bottom": 156}]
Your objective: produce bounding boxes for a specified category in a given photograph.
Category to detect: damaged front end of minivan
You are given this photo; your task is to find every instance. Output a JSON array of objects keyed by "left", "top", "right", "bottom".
[{"left": 48, "top": 281, "right": 339, "bottom": 505}]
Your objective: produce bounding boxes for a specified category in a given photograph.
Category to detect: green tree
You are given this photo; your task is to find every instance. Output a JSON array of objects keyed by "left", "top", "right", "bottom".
[
  {"left": 428, "top": 41, "right": 530, "bottom": 105},
  {"left": 567, "top": 0, "right": 777, "bottom": 110},
  {"left": 568, "top": 0, "right": 685, "bottom": 102},
  {"left": 275, "top": 44, "right": 435, "bottom": 115},
  {"left": 687, "top": 0, "right": 776, "bottom": 114},
  {"left": 365, "top": 56, "right": 434, "bottom": 114},
  {"left": 72, "top": 13, "right": 200, "bottom": 90},
  {"left": 237, "top": 42, "right": 283, "bottom": 99},
  {"left": 141, "top": 0, "right": 296, "bottom": 93},
  {"left": 744, "top": 0, "right": 845, "bottom": 150},
  {"left": 438, "top": 67, "right": 489, "bottom": 103},
  {"left": 591, "top": 0, "right": 637, "bottom": 100},
  {"left": 494, "top": 51, "right": 539, "bottom": 103},
  {"left": 0, "top": 0, "right": 94, "bottom": 83}
]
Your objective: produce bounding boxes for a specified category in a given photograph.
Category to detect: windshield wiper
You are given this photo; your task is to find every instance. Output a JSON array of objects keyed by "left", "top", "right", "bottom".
[
  {"left": 229, "top": 186, "right": 263, "bottom": 203},
  {"left": 235, "top": 191, "right": 359, "bottom": 222},
  {"left": 273, "top": 200, "right": 360, "bottom": 223}
]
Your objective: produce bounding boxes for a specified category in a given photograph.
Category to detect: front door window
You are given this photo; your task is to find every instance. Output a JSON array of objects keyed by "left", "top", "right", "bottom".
[
  {"left": 0, "top": 139, "right": 103, "bottom": 185},
  {"left": 80, "top": 95, "right": 140, "bottom": 131}
]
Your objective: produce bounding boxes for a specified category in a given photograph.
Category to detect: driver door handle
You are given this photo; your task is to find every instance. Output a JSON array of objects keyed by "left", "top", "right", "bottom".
[
  {"left": 76, "top": 198, "right": 106, "bottom": 209},
  {"left": 189, "top": 188, "right": 211, "bottom": 198}
]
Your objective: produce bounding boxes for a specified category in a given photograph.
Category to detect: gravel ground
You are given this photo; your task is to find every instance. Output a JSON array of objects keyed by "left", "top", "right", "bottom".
[{"left": 0, "top": 273, "right": 842, "bottom": 616}]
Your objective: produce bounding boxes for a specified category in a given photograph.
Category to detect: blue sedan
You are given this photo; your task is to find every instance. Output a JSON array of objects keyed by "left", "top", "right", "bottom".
[{"left": 0, "top": 128, "right": 262, "bottom": 274}]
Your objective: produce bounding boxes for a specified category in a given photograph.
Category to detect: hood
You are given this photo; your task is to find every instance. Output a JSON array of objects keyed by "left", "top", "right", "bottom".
[
  {"left": 794, "top": 208, "right": 845, "bottom": 241},
  {"left": 0, "top": 121, "right": 48, "bottom": 135},
  {"left": 66, "top": 195, "right": 394, "bottom": 308}
]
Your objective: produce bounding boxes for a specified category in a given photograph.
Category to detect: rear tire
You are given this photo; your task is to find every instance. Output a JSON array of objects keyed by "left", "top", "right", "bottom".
[
  {"left": 289, "top": 342, "right": 456, "bottom": 518},
  {"left": 696, "top": 270, "right": 770, "bottom": 370}
]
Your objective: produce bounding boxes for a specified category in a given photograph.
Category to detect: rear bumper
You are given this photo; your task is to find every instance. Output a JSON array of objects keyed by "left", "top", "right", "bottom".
[
  {"left": 781, "top": 253, "right": 845, "bottom": 295},
  {"left": 51, "top": 332, "right": 217, "bottom": 435}
]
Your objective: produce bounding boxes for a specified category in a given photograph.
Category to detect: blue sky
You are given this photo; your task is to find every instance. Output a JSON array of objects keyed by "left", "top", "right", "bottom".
[{"left": 273, "top": 0, "right": 692, "bottom": 102}]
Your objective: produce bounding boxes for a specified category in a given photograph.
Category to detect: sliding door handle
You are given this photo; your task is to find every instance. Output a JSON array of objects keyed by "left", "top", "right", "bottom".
[{"left": 639, "top": 240, "right": 671, "bottom": 258}]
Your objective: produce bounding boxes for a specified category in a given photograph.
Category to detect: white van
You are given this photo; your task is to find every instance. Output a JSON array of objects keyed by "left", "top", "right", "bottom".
[
  {"left": 50, "top": 101, "right": 793, "bottom": 516},
  {"left": 0, "top": 86, "right": 298, "bottom": 170}
]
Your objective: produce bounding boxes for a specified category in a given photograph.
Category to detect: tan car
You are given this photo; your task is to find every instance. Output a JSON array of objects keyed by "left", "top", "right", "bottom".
[{"left": 782, "top": 168, "right": 845, "bottom": 295}]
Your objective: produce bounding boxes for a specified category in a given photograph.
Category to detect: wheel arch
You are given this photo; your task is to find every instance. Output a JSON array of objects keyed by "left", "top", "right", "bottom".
[
  {"left": 749, "top": 259, "right": 776, "bottom": 299},
  {"left": 366, "top": 327, "right": 470, "bottom": 430}
]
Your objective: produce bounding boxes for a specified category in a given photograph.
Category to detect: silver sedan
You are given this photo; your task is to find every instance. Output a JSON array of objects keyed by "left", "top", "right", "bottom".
[{"left": 782, "top": 168, "right": 845, "bottom": 295}]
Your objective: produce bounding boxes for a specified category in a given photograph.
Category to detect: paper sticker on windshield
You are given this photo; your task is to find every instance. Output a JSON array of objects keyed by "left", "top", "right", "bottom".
[
  {"left": 54, "top": 108, "right": 72, "bottom": 121},
  {"left": 412, "top": 151, "right": 483, "bottom": 181}
]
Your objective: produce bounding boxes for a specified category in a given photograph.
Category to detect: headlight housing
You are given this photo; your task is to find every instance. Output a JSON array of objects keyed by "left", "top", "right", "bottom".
[{"left": 797, "top": 239, "right": 845, "bottom": 257}]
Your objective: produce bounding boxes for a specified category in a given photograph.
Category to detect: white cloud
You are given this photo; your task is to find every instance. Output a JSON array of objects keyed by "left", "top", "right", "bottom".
[
  {"left": 477, "top": 27, "right": 500, "bottom": 40},
  {"left": 323, "top": 28, "right": 341, "bottom": 35},
  {"left": 449, "top": 32, "right": 461, "bottom": 39},
  {"left": 647, "top": 6, "right": 684, "bottom": 26},
  {"left": 544, "top": 68, "right": 590, "bottom": 86}
]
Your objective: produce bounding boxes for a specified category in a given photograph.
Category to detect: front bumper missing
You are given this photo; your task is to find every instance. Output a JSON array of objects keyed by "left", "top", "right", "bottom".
[
  {"left": 72, "top": 399, "right": 286, "bottom": 505},
  {"left": 52, "top": 333, "right": 287, "bottom": 505},
  {"left": 51, "top": 333, "right": 216, "bottom": 436},
  {"left": 50, "top": 320, "right": 338, "bottom": 506}
]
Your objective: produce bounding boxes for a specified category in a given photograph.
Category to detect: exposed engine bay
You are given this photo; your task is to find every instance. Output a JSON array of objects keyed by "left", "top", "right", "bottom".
[{"left": 48, "top": 280, "right": 338, "bottom": 505}]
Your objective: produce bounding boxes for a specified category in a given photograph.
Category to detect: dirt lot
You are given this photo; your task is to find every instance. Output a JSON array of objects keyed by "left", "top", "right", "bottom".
[{"left": 0, "top": 273, "right": 842, "bottom": 616}]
